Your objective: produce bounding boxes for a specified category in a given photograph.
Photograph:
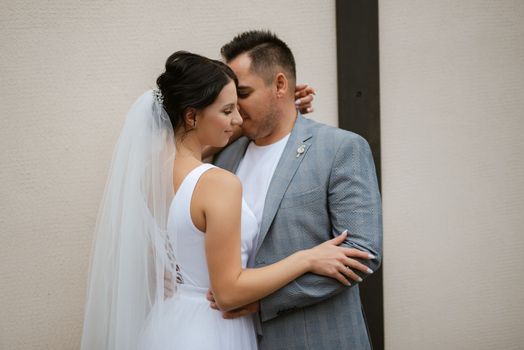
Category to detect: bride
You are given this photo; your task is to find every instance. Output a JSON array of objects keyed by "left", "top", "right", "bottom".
[{"left": 80, "top": 51, "right": 372, "bottom": 349}]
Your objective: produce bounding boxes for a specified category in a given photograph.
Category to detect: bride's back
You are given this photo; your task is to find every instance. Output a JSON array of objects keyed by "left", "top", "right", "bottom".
[{"left": 169, "top": 163, "right": 216, "bottom": 287}]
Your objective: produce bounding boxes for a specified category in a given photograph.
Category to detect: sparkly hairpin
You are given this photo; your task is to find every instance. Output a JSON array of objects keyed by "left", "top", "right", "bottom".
[{"left": 152, "top": 88, "right": 164, "bottom": 104}]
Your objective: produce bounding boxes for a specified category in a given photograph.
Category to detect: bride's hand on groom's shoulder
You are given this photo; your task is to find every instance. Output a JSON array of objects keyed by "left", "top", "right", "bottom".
[{"left": 295, "top": 84, "right": 316, "bottom": 114}]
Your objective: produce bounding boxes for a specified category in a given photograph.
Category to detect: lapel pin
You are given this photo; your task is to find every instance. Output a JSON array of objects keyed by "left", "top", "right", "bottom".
[{"left": 296, "top": 145, "right": 306, "bottom": 158}]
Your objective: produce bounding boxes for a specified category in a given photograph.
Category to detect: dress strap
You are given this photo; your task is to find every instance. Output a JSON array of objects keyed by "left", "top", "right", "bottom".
[
  {"left": 181, "top": 163, "right": 216, "bottom": 194},
  {"left": 174, "top": 163, "right": 216, "bottom": 210}
]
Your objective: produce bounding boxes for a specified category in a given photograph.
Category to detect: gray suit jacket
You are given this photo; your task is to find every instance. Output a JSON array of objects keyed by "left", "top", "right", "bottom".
[{"left": 214, "top": 115, "right": 382, "bottom": 350}]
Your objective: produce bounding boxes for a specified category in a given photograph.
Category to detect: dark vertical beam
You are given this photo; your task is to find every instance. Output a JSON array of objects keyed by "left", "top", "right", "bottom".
[{"left": 336, "top": 1, "right": 383, "bottom": 349}]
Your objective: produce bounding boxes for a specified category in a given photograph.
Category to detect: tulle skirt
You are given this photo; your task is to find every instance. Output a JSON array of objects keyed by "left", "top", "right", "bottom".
[{"left": 138, "top": 284, "right": 257, "bottom": 350}]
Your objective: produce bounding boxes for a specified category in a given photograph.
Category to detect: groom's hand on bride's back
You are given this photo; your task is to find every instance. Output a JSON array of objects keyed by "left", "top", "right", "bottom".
[
  {"left": 207, "top": 289, "right": 260, "bottom": 319},
  {"left": 222, "top": 301, "right": 260, "bottom": 319}
]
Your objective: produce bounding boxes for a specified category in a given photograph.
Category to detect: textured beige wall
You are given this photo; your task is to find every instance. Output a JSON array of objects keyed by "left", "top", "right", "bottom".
[
  {"left": 380, "top": 1, "right": 524, "bottom": 349},
  {"left": 0, "top": 1, "right": 337, "bottom": 349},
  {"left": 5, "top": 1, "right": 523, "bottom": 349}
]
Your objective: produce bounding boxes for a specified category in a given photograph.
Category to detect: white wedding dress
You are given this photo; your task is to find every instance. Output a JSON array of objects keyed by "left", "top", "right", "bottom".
[{"left": 138, "top": 163, "right": 259, "bottom": 349}]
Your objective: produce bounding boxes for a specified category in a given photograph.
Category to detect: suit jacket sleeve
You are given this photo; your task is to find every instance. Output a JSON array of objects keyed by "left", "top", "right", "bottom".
[{"left": 259, "top": 134, "right": 383, "bottom": 322}]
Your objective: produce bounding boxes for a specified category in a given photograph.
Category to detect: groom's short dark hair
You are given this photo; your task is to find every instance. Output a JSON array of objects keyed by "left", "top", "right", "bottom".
[{"left": 221, "top": 30, "right": 296, "bottom": 85}]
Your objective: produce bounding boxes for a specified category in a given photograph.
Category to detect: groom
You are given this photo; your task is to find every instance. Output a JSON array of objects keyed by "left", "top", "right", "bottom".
[{"left": 213, "top": 30, "right": 383, "bottom": 349}]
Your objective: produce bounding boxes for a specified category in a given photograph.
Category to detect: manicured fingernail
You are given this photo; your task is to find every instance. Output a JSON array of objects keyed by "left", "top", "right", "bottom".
[
  {"left": 295, "top": 99, "right": 301, "bottom": 105},
  {"left": 307, "top": 107, "right": 312, "bottom": 113},
  {"left": 357, "top": 277, "right": 363, "bottom": 282},
  {"left": 346, "top": 281, "right": 351, "bottom": 286},
  {"left": 367, "top": 268, "right": 374, "bottom": 274},
  {"left": 368, "top": 254, "right": 375, "bottom": 259},
  {"left": 341, "top": 230, "right": 348, "bottom": 235}
]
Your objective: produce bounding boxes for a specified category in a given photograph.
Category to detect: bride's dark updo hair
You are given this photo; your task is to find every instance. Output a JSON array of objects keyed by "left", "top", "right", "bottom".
[{"left": 156, "top": 51, "right": 238, "bottom": 131}]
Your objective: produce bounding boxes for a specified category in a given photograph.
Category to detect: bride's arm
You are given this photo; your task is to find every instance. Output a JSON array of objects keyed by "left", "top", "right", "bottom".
[{"left": 200, "top": 169, "right": 371, "bottom": 311}]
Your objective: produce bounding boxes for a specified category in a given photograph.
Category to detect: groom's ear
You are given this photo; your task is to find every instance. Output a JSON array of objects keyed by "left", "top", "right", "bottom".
[{"left": 275, "top": 72, "right": 289, "bottom": 98}]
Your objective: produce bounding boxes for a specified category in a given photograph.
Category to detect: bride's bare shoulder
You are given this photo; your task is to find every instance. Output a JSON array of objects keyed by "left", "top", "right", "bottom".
[{"left": 199, "top": 167, "right": 242, "bottom": 194}]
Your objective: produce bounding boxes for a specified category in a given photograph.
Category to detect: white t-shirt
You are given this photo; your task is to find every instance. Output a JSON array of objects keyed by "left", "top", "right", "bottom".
[{"left": 236, "top": 134, "right": 290, "bottom": 231}]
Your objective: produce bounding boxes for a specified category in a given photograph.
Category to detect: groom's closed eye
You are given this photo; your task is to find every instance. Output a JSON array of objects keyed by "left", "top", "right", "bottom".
[{"left": 237, "top": 87, "right": 252, "bottom": 99}]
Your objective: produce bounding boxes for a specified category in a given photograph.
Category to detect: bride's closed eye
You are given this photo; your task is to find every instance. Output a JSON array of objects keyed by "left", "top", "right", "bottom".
[{"left": 222, "top": 102, "right": 236, "bottom": 115}]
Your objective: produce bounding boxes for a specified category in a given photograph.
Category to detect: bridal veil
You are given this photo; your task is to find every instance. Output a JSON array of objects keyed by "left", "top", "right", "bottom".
[{"left": 81, "top": 90, "right": 177, "bottom": 349}]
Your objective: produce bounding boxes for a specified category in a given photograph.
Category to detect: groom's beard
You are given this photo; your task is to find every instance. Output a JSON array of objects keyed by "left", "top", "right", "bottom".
[{"left": 240, "top": 109, "right": 278, "bottom": 141}]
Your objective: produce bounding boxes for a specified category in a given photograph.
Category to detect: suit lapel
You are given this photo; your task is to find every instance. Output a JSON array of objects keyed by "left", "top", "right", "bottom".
[{"left": 255, "top": 115, "right": 313, "bottom": 254}]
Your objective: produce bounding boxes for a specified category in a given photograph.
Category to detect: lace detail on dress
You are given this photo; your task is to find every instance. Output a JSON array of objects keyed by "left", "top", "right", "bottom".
[{"left": 165, "top": 233, "right": 184, "bottom": 284}]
